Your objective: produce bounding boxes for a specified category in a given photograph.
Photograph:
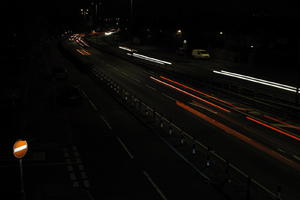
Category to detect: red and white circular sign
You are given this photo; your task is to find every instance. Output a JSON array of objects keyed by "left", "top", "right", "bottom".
[{"left": 13, "top": 140, "right": 28, "bottom": 159}]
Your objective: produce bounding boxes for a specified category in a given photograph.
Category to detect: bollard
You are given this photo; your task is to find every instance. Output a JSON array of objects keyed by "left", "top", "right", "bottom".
[
  {"left": 168, "top": 127, "right": 172, "bottom": 135},
  {"left": 192, "top": 143, "right": 196, "bottom": 155},
  {"left": 276, "top": 185, "right": 282, "bottom": 200},
  {"left": 206, "top": 151, "right": 211, "bottom": 167},
  {"left": 180, "top": 135, "right": 184, "bottom": 145},
  {"left": 160, "top": 121, "right": 164, "bottom": 128},
  {"left": 246, "top": 176, "right": 251, "bottom": 200},
  {"left": 224, "top": 161, "right": 232, "bottom": 185}
]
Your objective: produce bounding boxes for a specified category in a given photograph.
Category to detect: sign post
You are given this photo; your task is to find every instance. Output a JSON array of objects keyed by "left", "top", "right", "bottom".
[{"left": 13, "top": 139, "right": 28, "bottom": 200}]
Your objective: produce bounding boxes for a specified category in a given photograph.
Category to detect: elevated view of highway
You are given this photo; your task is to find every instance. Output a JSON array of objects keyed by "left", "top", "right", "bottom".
[{"left": 1, "top": 1, "right": 299, "bottom": 200}]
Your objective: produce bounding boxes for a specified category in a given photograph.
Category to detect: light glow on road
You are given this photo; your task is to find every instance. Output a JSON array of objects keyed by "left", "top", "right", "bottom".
[
  {"left": 130, "top": 53, "right": 172, "bottom": 65},
  {"left": 119, "top": 46, "right": 136, "bottom": 52},
  {"left": 76, "top": 49, "right": 91, "bottom": 56},
  {"left": 213, "top": 70, "right": 299, "bottom": 93},
  {"left": 263, "top": 114, "right": 300, "bottom": 131},
  {"left": 246, "top": 116, "right": 300, "bottom": 142},
  {"left": 176, "top": 100, "right": 300, "bottom": 171},
  {"left": 150, "top": 76, "right": 230, "bottom": 112},
  {"left": 160, "top": 76, "right": 241, "bottom": 108}
]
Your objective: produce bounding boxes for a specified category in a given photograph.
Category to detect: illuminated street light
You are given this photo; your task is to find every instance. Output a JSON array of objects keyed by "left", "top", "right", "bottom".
[
  {"left": 219, "top": 31, "right": 223, "bottom": 35},
  {"left": 177, "top": 29, "right": 182, "bottom": 34}
]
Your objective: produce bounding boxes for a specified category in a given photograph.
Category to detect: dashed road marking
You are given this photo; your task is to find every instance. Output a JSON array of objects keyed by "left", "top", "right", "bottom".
[
  {"left": 293, "top": 155, "right": 300, "bottom": 161},
  {"left": 277, "top": 148, "right": 286, "bottom": 153},
  {"left": 162, "top": 93, "right": 176, "bottom": 101},
  {"left": 99, "top": 115, "right": 112, "bottom": 130},
  {"left": 143, "top": 170, "right": 168, "bottom": 200},
  {"left": 81, "top": 90, "right": 98, "bottom": 111},
  {"left": 116, "top": 136, "right": 134, "bottom": 159},
  {"left": 146, "top": 84, "right": 157, "bottom": 91}
]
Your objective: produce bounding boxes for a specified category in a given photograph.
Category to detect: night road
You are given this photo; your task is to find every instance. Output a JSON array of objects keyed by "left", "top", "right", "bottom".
[{"left": 2, "top": 1, "right": 300, "bottom": 200}]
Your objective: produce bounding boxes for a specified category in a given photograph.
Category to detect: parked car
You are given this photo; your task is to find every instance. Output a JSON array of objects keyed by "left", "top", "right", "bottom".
[{"left": 192, "top": 49, "right": 210, "bottom": 59}]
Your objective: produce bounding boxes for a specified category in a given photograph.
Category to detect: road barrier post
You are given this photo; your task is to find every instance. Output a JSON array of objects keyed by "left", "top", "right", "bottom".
[
  {"left": 192, "top": 143, "right": 196, "bottom": 155},
  {"left": 180, "top": 135, "right": 184, "bottom": 145},
  {"left": 206, "top": 150, "right": 211, "bottom": 167},
  {"left": 276, "top": 185, "right": 282, "bottom": 200}
]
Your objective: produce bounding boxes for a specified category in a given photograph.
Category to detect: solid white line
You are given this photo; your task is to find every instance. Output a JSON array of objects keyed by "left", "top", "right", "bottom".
[
  {"left": 14, "top": 144, "right": 27, "bottom": 153},
  {"left": 146, "top": 84, "right": 157, "bottom": 91},
  {"left": 142, "top": 170, "right": 168, "bottom": 200},
  {"left": 116, "top": 136, "right": 134, "bottom": 159},
  {"left": 162, "top": 93, "right": 176, "bottom": 101}
]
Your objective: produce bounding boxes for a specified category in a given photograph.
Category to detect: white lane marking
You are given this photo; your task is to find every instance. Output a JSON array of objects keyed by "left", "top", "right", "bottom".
[
  {"left": 112, "top": 67, "right": 120, "bottom": 71},
  {"left": 14, "top": 144, "right": 27, "bottom": 153},
  {"left": 132, "top": 77, "right": 141, "bottom": 83},
  {"left": 121, "top": 71, "right": 129, "bottom": 77},
  {"left": 81, "top": 89, "right": 112, "bottom": 130},
  {"left": 99, "top": 115, "right": 112, "bottom": 130},
  {"left": 293, "top": 155, "right": 300, "bottom": 161},
  {"left": 142, "top": 170, "right": 168, "bottom": 200},
  {"left": 116, "top": 136, "right": 134, "bottom": 159},
  {"left": 81, "top": 90, "right": 98, "bottom": 111},
  {"left": 277, "top": 148, "right": 286, "bottom": 153},
  {"left": 146, "top": 84, "right": 157, "bottom": 91},
  {"left": 162, "top": 93, "right": 176, "bottom": 101}
]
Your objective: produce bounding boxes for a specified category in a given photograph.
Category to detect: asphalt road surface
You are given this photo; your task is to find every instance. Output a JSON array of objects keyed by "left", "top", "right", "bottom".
[{"left": 62, "top": 35, "right": 300, "bottom": 200}]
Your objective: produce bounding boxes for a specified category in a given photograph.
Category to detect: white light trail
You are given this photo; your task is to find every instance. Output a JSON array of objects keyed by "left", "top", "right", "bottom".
[
  {"left": 213, "top": 70, "right": 299, "bottom": 93},
  {"left": 130, "top": 53, "right": 172, "bottom": 65}
]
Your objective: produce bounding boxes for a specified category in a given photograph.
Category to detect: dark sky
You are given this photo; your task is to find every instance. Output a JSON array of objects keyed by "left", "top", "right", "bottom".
[{"left": 2, "top": 0, "right": 299, "bottom": 38}]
